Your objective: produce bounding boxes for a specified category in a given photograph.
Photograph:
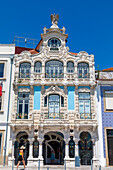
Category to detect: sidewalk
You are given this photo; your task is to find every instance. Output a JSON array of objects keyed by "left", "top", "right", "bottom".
[{"left": 0, "top": 166, "right": 113, "bottom": 170}]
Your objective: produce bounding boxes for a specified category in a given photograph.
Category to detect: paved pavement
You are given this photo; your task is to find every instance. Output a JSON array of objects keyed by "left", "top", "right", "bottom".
[{"left": 0, "top": 166, "right": 113, "bottom": 170}]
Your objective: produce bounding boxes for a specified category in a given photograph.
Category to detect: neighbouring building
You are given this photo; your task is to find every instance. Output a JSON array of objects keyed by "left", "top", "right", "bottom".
[
  {"left": 97, "top": 68, "right": 113, "bottom": 167},
  {"left": 8, "top": 14, "right": 99, "bottom": 167},
  {"left": 0, "top": 44, "right": 15, "bottom": 165}
]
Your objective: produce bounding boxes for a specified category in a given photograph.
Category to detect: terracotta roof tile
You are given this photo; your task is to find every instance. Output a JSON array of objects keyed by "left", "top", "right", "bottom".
[
  {"left": 29, "top": 49, "right": 39, "bottom": 54},
  {"left": 69, "top": 52, "right": 77, "bottom": 55},
  {"left": 102, "top": 67, "right": 113, "bottom": 72}
]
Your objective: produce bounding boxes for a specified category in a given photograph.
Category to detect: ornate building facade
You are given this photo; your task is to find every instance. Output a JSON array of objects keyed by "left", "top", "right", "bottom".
[{"left": 9, "top": 15, "right": 99, "bottom": 167}]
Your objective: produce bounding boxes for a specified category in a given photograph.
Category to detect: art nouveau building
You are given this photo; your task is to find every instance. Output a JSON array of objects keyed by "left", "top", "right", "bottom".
[{"left": 9, "top": 16, "right": 99, "bottom": 167}]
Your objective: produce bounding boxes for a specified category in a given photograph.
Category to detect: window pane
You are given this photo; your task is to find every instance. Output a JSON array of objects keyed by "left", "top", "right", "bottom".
[
  {"left": 0, "top": 64, "right": 4, "bottom": 78},
  {"left": 44, "top": 96, "right": 47, "bottom": 107},
  {"left": 19, "top": 63, "right": 31, "bottom": 78},
  {"left": 105, "top": 92, "right": 113, "bottom": 110},
  {"left": 61, "top": 96, "right": 64, "bottom": 107},
  {"left": 78, "top": 62, "right": 89, "bottom": 78}
]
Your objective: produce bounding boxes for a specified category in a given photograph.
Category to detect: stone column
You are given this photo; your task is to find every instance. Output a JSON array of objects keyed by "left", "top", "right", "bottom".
[
  {"left": 64, "top": 139, "right": 69, "bottom": 159},
  {"left": 38, "top": 138, "right": 43, "bottom": 159},
  {"left": 28, "top": 139, "right": 33, "bottom": 158},
  {"left": 73, "top": 138, "right": 79, "bottom": 156},
  {"left": 12, "top": 139, "right": 15, "bottom": 159}
]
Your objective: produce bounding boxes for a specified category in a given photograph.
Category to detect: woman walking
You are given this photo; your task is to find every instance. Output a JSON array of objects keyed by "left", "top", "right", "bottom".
[{"left": 17, "top": 145, "right": 26, "bottom": 170}]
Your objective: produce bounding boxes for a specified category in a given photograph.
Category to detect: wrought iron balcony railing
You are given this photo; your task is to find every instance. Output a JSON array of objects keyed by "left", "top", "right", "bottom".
[{"left": 80, "top": 113, "right": 91, "bottom": 119}]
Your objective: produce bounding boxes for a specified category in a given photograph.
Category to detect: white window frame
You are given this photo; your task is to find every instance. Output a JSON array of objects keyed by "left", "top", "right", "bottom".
[{"left": 104, "top": 91, "right": 113, "bottom": 112}]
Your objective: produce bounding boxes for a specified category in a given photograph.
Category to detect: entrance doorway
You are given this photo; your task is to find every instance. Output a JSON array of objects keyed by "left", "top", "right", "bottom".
[
  {"left": 79, "top": 132, "right": 93, "bottom": 165},
  {"left": 43, "top": 132, "right": 65, "bottom": 165},
  {"left": 14, "top": 131, "right": 29, "bottom": 165},
  {"left": 107, "top": 129, "right": 113, "bottom": 165}
]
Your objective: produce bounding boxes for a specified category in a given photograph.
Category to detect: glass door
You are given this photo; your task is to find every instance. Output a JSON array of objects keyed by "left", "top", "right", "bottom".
[{"left": 49, "top": 95, "right": 60, "bottom": 119}]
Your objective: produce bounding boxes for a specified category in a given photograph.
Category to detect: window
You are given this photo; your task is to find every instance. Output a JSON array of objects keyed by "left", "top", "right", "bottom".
[
  {"left": 79, "top": 93, "right": 91, "bottom": 119},
  {"left": 45, "top": 60, "right": 63, "bottom": 78},
  {"left": 61, "top": 96, "right": 64, "bottom": 107},
  {"left": 104, "top": 91, "right": 113, "bottom": 111},
  {"left": 19, "top": 62, "right": 31, "bottom": 78},
  {"left": 34, "top": 61, "right": 42, "bottom": 73},
  {"left": 0, "top": 134, "right": 2, "bottom": 155},
  {"left": 67, "top": 61, "right": 74, "bottom": 73},
  {"left": 17, "top": 93, "right": 29, "bottom": 119},
  {"left": 48, "top": 38, "right": 61, "bottom": 50},
  {"left": 33, "top": 138, "right": 39, "bottom": 158},
  {"left": 49, "top": 95, "right": 60, "bottom": 119},
  {"left": 69, "top": 136, "right": 75, "bottom": 158},
  {"left": 44, "top": 96, "right": 47, "bottom": 107},
  {"left": 78, "top": 63, "right": 89, "bottom": 78},
  {"left": 0, "top": 63, "right": 4, "bottom": 78}
]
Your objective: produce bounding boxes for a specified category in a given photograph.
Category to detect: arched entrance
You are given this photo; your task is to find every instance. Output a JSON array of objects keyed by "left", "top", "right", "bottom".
[
  {"left": 78, "top": 132, "right": 93, "bottom": 165},
  {"left": 43, "top": 132, "right": 65, "bottom": 165},
  {"left": 14, "top": 131, "right": 29, "bottom": 165}
]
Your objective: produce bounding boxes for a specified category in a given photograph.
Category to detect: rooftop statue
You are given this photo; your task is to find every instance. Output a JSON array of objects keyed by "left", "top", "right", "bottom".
[{"left": 50, "top": 14, "right": 59, "bottom": 28}]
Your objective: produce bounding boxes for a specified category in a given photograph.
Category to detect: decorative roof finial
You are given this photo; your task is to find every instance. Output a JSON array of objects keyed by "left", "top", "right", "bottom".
[{"left": 50, "top": 14, "right": 59, "bottom": 28}]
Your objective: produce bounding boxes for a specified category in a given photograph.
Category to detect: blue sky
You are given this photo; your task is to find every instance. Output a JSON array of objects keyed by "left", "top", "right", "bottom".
[{"left": 0, "top": 0, "right": 113, "bottom": 70}]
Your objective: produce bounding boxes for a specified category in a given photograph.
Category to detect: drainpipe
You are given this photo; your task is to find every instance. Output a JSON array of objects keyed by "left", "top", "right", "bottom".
[{"left": 3, "top": 55, "right": 13, "bottom": 166}]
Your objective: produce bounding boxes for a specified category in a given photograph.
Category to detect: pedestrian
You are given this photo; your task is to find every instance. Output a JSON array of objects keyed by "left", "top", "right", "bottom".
[
  {"left": 50, "top": 150, "right": 55, "bottom": 164},
  {"left": 17, "top": 145, "right": 26, "bottom": 170}
]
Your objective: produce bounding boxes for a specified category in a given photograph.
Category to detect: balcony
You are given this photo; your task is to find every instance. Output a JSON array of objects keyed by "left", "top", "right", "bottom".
[
  {"left": 80, "top": 113, "right": 91, "bottom": 119},
  {"left": 11, "top": 112, "right": 33, "bottom": 125},
  {"left": 39, "top": 112, "right": 69, "bottom": 125}
]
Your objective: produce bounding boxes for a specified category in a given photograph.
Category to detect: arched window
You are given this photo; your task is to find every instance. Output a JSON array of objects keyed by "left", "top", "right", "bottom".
[
  {"left": 19, "top": 62, "right": 31, "bottom": 78},
  {"left": 78, "top": 63, "right": 89, "bottom": 78},
  {"left": 67, "top": 61, "right": 74, "bottom": 73},
  {"left": 45, "top": 60, "right": 63, "bottom": 78},
  {"left": 48, "top": 38, "right": 61, "bottom": 50},
  {"left": 79, "top": 132, "right": 93, "bottom": 165},
  {"left": 33, "top": 137, "right": 39, "bottom": 158},
  {"left": 34, "top": 61, "right": 42, "bottom": 73},
  {"left": 69, "top": 136, "right": 75, "bottom": 158}
]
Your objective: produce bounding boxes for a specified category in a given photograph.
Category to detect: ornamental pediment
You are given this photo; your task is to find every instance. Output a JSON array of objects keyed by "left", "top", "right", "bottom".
[
  {"left": 18, "top": 87, "right": 30, "bottom": 93},
  {"left": 78, "top": 88, "right": 90, "bottom": 93},
  {"left": 44, "top": 85, "right": 65, "bottom": 96}
]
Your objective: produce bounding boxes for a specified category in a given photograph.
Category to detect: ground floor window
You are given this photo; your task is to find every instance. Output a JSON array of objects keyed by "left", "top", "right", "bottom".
[
  {"left": 69, "top": 136, "right": 75, "bottom": 158},
  {"left": 33, "top": 137, "right": 39, "bottom": 158},
  {"left": 107, "top": 129, "right": 113, "bottom": 165},
  {"left": 79, "top": 132, "right": 93, "bottom": 165},
  {"left": 0, "top": 97, "right": 2, "bottom": 111}
]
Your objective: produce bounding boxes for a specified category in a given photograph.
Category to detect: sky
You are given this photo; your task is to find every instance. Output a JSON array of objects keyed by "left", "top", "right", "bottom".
[{"left": 0, "top": 0, "right": 113, "bottom": 70}]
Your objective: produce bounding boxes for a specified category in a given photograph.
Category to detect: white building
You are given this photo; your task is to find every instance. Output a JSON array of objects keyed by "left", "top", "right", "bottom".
[
  {"left": 0, "top": 44, "right": 15, "bottom": 165},
  {"left": 9, "top": 15, "right": 99, "bottom": 167}
]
